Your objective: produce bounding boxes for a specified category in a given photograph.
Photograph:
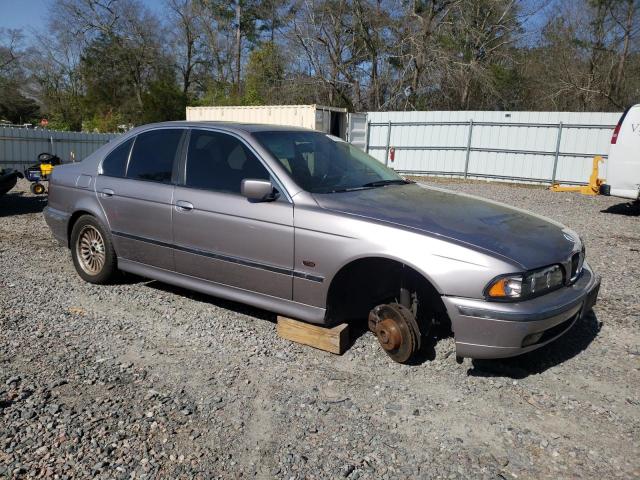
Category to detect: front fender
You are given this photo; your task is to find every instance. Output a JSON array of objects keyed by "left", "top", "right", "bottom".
[{"left": 294, "top": 206, "right": 519, "bottom": 308}]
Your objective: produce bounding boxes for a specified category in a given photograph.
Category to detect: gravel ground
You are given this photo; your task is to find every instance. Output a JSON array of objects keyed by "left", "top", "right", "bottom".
[{"left": 1, "top": 178, "right": 639, "bottom": 479}]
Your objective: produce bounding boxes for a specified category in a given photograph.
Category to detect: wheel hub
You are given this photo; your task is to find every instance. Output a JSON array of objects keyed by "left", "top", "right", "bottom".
[
  {"left": 376, "top": 318, "right": 403, "bottom": 351},
  {"left": 368, "top": 303, "right": 422, "bottom": 364},
  {"left": 77, "top": 225, "right": 106, "bottom": 275}
]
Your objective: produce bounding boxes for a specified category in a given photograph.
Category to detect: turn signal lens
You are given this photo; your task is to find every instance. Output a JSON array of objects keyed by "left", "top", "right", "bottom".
[{"left": 486, "top": 275, "right": 523, "bottom": 298}]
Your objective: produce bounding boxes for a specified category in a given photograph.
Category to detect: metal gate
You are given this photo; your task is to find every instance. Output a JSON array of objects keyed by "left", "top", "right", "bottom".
[{"left": 347, "top": 113, "right": 368, "bottom": 150}]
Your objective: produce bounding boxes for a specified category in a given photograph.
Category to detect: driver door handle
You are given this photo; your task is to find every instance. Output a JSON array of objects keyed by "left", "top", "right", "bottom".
[
  {"left": 100, "top": 188, "right": 115, "bottom": 197},
  {"left": 175, "top": 200, "right": 194, "bottom": 212}
]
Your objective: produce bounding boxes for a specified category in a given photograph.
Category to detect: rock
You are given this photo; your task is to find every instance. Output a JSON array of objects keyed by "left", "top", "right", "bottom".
[{"left": 341, "top": 464, "right": 355, "bottom": 477}]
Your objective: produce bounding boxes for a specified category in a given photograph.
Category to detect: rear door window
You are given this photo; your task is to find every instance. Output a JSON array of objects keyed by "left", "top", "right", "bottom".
[
  {"left": 126, "top": 129, "right": 184, "bottom": 183},
  {"left": 185, "top": 129, "right": 270, "bottom": 194},
  {"left": 101, "top": 138, "right": 133, "bottom": 177}
]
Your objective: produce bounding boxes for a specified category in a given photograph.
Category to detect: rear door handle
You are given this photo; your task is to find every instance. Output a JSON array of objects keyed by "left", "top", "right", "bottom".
[
  {"left": 100, "top": 188, "right": 115, "bottom": 197},
  {"left": 175, "top": 200, "right": 194, "bottom": 212}
]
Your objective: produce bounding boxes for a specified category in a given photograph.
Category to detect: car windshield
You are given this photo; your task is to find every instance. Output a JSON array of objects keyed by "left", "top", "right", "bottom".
[{"left": 253, "top": 131, "right": 408, "bottom": 194}]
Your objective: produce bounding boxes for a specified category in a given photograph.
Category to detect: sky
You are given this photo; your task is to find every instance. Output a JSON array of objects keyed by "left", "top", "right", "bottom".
[
  {"left": 0, "top": 0, "right": 163, "bottom": 36},
  {"left": 1, "top": 0, "right": 557, "bottom": 42},
  {"left": 0, "top": 0, "right": 51, "bottom": 32}
]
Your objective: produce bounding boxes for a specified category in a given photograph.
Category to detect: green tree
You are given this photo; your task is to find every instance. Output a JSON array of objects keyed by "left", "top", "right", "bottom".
[
  {"left": 80, "top": 35, "right": 139, "bottom": 123},
  {"left": 142, "top": 73, "right": 187, "bottom": 123},
  {"left": 243, "top": 42, "right": 285, "bottom": 104},
  {"left": 0, "top": 80, "right": 40, "bottom": 123}
]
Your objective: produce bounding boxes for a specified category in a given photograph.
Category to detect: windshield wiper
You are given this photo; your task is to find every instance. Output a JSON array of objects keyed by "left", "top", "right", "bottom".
[
  {"left": 324, "top": 186, "right": 371, "bottom": 193},
  {"left": 360, "top": 179, "right": 413, "bottom": 188},
  {"left": 323, "top": 179, "right": 412, "bottom": 193}
]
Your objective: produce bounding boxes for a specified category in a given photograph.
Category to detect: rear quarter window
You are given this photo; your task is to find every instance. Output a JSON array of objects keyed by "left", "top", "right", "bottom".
[
  {"left": 126, "top": 129, "right": 184, "bottom": 183},
  {"left": 101, "top": 138, "right": 134, "bottom": 177}
]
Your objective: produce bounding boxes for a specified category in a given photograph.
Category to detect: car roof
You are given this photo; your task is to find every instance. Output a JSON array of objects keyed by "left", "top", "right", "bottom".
[{"left": 136, "top": 121, "right": 315, "bottom": 134}]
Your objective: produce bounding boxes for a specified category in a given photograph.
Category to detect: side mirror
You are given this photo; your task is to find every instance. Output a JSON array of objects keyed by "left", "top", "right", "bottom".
[{"left": 241, "top": 178, "right": 278, "bottom": 202}]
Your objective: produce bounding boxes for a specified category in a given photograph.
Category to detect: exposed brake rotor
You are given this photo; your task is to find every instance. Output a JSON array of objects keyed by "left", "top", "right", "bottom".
[{"left": 368, "top": 303, "right": 421, "bottom": 363}]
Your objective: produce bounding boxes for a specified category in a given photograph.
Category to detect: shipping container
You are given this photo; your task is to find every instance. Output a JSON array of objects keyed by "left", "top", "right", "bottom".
[{"left": 186, "top": 105, "right": 349, "bottom": 139}]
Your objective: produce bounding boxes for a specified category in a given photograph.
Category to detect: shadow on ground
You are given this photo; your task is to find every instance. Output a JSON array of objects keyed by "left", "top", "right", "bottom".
[
  {"left": 140, "top": 280, "right": 428, "bottom": 357},
  {"left": 144, "top": 280, "right": 276, "bottom": 323},
  {"left": 0, "top": 192, "right": 47, "bottom": 217},
  {"left": 601, "top": 201, "right": 640, "bottom": 216},
  {"left": 134, "top": 278, "right": 600, "bottom": 375},
  {"left": 467, "top": 310, "right": 601, "bottom": 379}
]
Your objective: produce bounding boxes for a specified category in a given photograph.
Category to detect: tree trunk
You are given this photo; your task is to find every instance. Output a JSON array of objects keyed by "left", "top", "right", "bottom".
[
  {"left": 586, "top": 2, "right": 607, "bottom": 109},
  {"left": 235, "top": 1, "right": 242, "bottom": 96},
  {"left": 183, "top": 35, "right": 193, "bottom": 96},
  {"left": 613, "top": 0, "right": 634, "bottom": 102}
]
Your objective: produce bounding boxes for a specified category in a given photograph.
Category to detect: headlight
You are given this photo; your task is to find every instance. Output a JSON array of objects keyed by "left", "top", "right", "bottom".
[{"left": 485, "top": 264, "right": 564, "bottom": 301}]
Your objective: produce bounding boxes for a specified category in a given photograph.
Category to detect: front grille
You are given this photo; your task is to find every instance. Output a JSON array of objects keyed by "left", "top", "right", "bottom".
[
  {"left": 569, "top": 247, "right": 585, "bottom": 283},
  {"left": 570, "top": 252, "right": 580, "bottom": 279}
]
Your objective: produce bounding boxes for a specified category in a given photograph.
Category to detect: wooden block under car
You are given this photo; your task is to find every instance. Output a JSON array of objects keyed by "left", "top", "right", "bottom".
[{"left": 276, "top": 316, "right": 349, "bottom": 355}]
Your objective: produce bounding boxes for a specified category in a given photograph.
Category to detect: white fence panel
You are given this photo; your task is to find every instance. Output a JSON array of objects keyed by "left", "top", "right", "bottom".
[{"left": 366, "top": 111, "right": 620, "bottom": 184}]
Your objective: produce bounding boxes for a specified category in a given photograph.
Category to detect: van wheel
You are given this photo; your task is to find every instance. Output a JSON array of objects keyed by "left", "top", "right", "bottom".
[
  {"left": 368, "top": 303, "right": 421, "bottom": 363},
  {"left": 70, "top": 215, "right": 118, "bottom": 284}
]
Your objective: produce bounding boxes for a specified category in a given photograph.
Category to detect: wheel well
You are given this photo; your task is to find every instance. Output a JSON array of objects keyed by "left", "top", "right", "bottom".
[
  {"left": 67, "top": 210, "right": 93, "bottom": 246},
  {"left": 325, "top": 258, "right": 450, "bottom": 333}
]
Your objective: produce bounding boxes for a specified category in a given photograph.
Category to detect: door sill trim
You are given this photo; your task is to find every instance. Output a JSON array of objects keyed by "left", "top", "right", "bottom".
[{"left": 117, "top": 258, "right": 327, "bottom": 325}]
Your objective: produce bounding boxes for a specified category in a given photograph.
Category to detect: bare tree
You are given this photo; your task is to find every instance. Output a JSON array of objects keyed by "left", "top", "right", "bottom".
[
  {"left": 50, "top": 0, "right": 165, "bottom": 108},
  {"left": 291, "top": 0, "right": 368, "bottom": 109},
  {"left": 610, "top": 0, "right": 639, "bottom": 101},
  {"left": 166, "top": 0, "right": 203, "bottom": 97},
  {"left": 0, "top": 28, "right": 25, "bottom": 74},
  {"left": 529, "top": 0, "right": 640, "bottom": 111}
]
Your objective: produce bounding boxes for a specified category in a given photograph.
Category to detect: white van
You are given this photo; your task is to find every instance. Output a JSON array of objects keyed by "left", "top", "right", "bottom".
[{"left": 601, "top": 104, "right": 640, "bottom": 200}]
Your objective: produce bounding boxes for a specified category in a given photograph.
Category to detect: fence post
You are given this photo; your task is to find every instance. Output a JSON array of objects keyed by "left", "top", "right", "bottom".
[
  {"left": 50, "top": 135, "right": 54, "bottom": 153},
  {"left": 463, "top": 119, "right": 474, "bottom": 178},
  {"left": 365, "top": 120, "right": 371, "bottom": 154},
  {"left": 384, "top": 120, "right": 392, "bottom": 166},
  {"left": 551, "top": 122, "right": 563, "bottom": 184}
]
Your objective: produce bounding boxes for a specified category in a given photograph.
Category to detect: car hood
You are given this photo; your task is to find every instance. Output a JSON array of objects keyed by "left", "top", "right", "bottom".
[{"left": 313, "top": 183, "right": 579, "bottom": 269}]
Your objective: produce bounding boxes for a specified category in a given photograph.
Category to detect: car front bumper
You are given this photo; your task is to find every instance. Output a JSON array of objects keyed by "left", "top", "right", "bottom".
[{"left": 442, "top": 261, "right": 600, "bottom": 359}]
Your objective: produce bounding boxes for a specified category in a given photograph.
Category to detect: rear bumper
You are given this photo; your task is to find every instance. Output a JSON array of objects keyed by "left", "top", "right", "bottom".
[
  {"left": 43, "top": 206, "right": 70, "bottom": 247},
  {"left": 600, "top": 183, "right": 640, "bottom": 200},
  {"left": 442, "top": 262, "right": 600, "bottom": 359}
]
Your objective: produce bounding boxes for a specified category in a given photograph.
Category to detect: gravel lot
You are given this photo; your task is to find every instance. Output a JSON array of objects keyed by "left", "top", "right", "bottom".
[{"left": 1, "top": 178, "right": 639, "bottom": 479}]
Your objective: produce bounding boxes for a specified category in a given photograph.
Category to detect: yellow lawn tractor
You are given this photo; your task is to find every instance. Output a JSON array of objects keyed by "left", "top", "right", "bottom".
[{"left": 24, "top": 152, "right": 61, "bottom": 195}]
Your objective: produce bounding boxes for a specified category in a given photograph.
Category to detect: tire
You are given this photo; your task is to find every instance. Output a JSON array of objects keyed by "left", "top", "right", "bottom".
[
  {"left": 70, "top": 215, "right": 118, "bottom": 284},
  {"left": 31, "top": 183, "right": 46, "bottom": 195}
]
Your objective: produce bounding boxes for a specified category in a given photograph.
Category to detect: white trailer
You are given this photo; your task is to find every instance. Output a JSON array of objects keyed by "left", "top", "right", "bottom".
[{"left": 186, "top": 104, "right": 351, "bottom": 140}]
